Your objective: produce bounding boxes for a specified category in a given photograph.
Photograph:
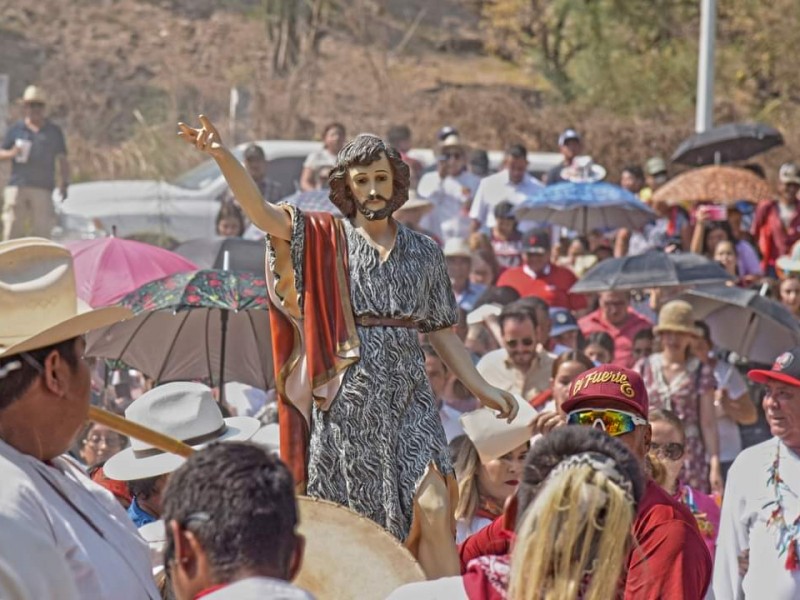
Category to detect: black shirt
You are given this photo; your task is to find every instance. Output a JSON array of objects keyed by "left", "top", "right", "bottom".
[{"left": 2, "top": 119, "right": 67, "bottom": 190}]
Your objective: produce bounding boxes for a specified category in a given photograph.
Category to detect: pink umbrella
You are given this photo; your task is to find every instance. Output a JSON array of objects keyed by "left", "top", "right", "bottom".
[{"left": 66, "top": 238, "right": 198, "bottom": 307}]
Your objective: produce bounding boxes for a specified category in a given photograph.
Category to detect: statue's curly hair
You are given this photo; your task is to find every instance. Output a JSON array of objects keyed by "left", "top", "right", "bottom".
[{"left": 328, "top": 134, "right": 410, "bottom": 218}]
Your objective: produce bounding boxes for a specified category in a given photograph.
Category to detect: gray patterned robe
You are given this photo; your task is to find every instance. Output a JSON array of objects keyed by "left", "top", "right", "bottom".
[{"left": 287, "top": 210, "right": 457, "bottom": 541}]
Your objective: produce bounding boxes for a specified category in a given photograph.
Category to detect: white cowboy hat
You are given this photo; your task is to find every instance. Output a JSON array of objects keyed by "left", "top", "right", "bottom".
[
  {"left": 0, "top": 238, "right": 131, "bottom": 357},
  {"left": 460, "top": 397, "right": 536, "bottom": 461},
  {"left": 250, "top": 422, "right": 280, "bottom": 456},
  {"left": 103, "top": 382, "right": 261, "bottom": 481},
  {"left": 560, "top": 155, "right": 607, "bottom": 183}
]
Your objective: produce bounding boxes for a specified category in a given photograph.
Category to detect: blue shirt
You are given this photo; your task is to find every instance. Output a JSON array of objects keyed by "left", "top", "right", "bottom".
[
  {"left": 454, "top": 282, "right": 487, "bottom": 312},
  {"left": 2, "top": 119, "right": 67, "bottom": 190},
  {"left": 127, "top": 496, "right": 157, "bottom": 528}
]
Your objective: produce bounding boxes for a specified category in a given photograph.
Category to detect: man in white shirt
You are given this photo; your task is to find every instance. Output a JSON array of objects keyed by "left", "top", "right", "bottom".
[
  {"left": 417, "top": 133, "right": 480, "bottom": 242},
  {"left": 0, "top": 238, "right": 160, "bottom": 599},
  {"left": 714, "top": 346, "right": 800, "bottom": 599},
  {"left": 470, "top": 143, "right": 543, "bottom": 231}
]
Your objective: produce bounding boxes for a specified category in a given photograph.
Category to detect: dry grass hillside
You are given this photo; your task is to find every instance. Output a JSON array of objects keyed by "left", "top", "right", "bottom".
[{"left": 1, "top": 0, "right": 796, "bottom": 184}]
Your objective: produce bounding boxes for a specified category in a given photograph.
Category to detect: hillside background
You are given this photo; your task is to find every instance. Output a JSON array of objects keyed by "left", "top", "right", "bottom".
[{"left": 1, "top": 0, "right": 799, "bottom": 183}]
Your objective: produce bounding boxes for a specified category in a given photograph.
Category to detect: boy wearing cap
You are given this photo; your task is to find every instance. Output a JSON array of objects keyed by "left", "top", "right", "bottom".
[
  {"left": 459, "top": 365, "right": 712, "bottom": 599},
  {"left": 714, "top": 347, "right": 800, "bottom": 599},
  {"left": 752, "top": 163, "right": 800, "bottom": 275},
  {"left": 0, "top": 239, "right": 159, "bottom": 599},
  {"left": 496, "top": 229, "right": 586, "bottom": 311},
  {"left": 545, "top": 128, "right": 582, "bottom": 185}
]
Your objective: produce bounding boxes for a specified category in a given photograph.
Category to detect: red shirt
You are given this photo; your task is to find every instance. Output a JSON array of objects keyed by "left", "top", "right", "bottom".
[
  {"left": 496, "top": 263, "right": 586, "bottom": 310},
  {"left": 578, "top": 308, "right": 653, "bottom": 368},
  {"left": 458, "top": 480, "right": 711, "bottom": 600},
  {"left": 751, "top": 199, "right": 800, "bottom": 270}
]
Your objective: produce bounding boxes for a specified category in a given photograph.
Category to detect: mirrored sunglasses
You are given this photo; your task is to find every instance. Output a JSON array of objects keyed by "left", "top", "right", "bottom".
[{"left": 567, "top": 409, "right": 647, "bottom": 437}]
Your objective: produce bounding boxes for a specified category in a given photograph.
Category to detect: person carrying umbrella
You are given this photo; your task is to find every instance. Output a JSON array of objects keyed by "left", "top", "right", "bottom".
[{"left": 178, "top": 116, "right": 517, "bottom": 579}]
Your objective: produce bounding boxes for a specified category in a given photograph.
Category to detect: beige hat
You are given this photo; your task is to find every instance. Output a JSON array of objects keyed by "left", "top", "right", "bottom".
[
  {"left": 443, "top": 238, "right": 472, "bottom": 259},
  {"left": 0, "top": 238, "right": 131, "bottom": 357},
  {"left": 561, "top": 155, "right": 607, "bottom": 183},
  {"left": 653, "top": 300, "right": 701, "bottom": 337},
  {"left": 396, "top": 190, "right": 433, "bottom": 213},
  {"left": 21, "top": 86, "right": 46, "bottom": 104},
  {"left": 103, "top": 381, "right": 261, "bottom": 481},
  {"left": 460, "top": 398, "right": 535, "bottom": 462},
  {"left": 294, "top": 497, "right": 424, "bottom": 599},
  {"left": 439, "top": 133, "right": 466, "bottom": 152}
]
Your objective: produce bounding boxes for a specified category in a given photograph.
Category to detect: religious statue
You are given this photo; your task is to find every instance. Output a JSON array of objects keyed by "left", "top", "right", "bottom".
[{"left": 178, "top": 116, "right": 518, "bottom": 578}]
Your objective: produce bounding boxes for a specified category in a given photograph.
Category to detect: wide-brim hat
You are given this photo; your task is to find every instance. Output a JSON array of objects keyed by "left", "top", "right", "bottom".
[
  {"left": 104, "top": 382, "right": 260, "bottom": 481},
  {"left": 0, "top": 238, "right": 131, "bottom": 357},
  {"left": 561, "top": 156, "right": 607, "bottom": 183},
  {"left": 395, "top": 190, "right": 433, "bottom": 214},
  {"left": 21, "top": 85, "right": 46, "bottom": 105},
  {"left": 653, "top": 299, "right": 701, "bottom": 337},
  {"left": 443, "top": 238, "right": 472, "bottom": 259},
  {"left": 460, "top": 398, "right": 536, "bottom": 462},
  {"left": 294, "top": 497, "right": 425, "bottom": 599}
]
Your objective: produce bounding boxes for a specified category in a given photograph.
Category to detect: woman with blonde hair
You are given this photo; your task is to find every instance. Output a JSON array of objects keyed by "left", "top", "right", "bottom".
[{"left": 453, "top": 435, "right": 528, "bottom": 543}]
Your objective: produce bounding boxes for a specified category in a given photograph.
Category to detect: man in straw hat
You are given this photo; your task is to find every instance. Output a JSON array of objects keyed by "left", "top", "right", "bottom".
[
  {"left": 179, "top": 116, "right": 517, "bottom": 578},
  {"left": 0, "top": 86, "right": 70, "bottom": 240},
  {"left": 417, "top": 130, "right": 481, "bottom": 242},
  {"left": 714, "top": 345, "right": 800, "bottom": 599},
  {"left": 0, "top": 237, "right": 159, "bottom": 598},
  {"left": 162, "top": 441, "right": 315, "bottom": 599}
]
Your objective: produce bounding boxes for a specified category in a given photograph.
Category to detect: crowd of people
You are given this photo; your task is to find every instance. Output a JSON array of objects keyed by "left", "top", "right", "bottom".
[{"left": 3, "top": 83, "right": 800, "bottom": 599}]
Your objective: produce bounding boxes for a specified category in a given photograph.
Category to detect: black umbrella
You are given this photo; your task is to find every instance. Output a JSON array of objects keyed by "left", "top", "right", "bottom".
[
  {"left": 671, "top": 122, "right": 783, "bottom": 166},
  {"left": 571, "top": 250, "right": 734, "bottom": 294},
  {"left": 175, "top": 236, "right": 265, "bottom": 272},
  {"left": 679, "top": 285, "right": 800, "bottom": 364}
]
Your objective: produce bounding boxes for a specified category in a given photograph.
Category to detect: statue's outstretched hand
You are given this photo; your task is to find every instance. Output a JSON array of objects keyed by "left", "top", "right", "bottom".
[
  {"left": 478, "top": 388, "right": 519, "bottom": 423},
  {"left": 177, "top": 115, "right": 225, "bottom": 158}
]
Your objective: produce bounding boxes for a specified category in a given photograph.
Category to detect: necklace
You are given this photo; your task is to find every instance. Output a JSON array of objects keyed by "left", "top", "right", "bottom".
[{"left": 765, "top": 442, "right": 800, "bottom": 571}]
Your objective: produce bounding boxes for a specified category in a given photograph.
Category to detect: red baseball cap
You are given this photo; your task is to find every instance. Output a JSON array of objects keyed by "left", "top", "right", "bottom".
[
  {"left": 748, "top": 347, "right": 800, "bottom": 388},
  {"left": 562, "top": 365, "right": 649, "bottom": 418}
]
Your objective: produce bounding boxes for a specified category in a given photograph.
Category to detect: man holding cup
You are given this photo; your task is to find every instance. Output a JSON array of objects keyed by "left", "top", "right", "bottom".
[{"left": 0, "top": 85, "right": 69, "bottom": 241}]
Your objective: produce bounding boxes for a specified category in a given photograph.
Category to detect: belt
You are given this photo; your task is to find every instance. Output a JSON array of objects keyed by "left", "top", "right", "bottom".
[{"left": 355, "top": 315, "right": 419, "bottom": 329}]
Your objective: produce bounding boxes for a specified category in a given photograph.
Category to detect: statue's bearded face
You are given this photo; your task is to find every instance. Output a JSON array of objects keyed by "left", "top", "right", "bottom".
[{"left": 346, "top": 153, "right": 397, "bottom": 221}]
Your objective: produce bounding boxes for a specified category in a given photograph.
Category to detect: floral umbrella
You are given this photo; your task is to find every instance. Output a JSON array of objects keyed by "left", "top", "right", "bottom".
[
  {"left": 652, "top": 165, "right": 772, "bottom": 206},
  {"left": 85, "top": 270, "right": 272, "bottom": 399}
]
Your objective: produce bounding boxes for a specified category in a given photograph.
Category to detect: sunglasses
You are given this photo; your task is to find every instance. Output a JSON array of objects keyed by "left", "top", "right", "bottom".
[
  {"left": 505, "top": 337, "right": 535, "bottom": 349},
  {"left": 650, "top": 442, "right": 685, "bottom": 461},
  {"left": 443, "top": 152, "right": 463, "bottom": 160},
  {"left": 567, "top": 409, "right": 647, "bottom": 437}
]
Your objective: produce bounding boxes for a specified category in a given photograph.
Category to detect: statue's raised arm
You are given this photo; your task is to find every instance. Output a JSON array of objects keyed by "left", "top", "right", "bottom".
[{"left": 178, "top": 115, "right": 292, "bottom": 240}]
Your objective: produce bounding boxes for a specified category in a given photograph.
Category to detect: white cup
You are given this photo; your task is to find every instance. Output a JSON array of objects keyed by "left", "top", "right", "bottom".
[{"left": 14, "top": 139, "right": 32, "bottom": 164}]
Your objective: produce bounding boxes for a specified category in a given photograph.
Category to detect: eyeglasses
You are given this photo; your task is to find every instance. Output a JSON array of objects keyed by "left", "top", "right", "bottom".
[
  {"left": 505, "top": 338, "right": 535, "bottom": 349},
  {"left": 567, "top": 409, "right": 647, "bottom": 437},
  {"left": 649, "top": 442, "right": 685, "bottom": 461}
]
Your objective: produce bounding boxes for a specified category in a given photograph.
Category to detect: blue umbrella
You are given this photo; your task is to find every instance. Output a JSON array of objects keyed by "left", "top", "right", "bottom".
[{"left": 514, "top": 182, "right": 655, "bottom": 233}]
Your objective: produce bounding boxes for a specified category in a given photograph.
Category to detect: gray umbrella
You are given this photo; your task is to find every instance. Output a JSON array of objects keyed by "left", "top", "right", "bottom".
[
  {"left": 679, "top": 285, "right": 800, "bottom": 364},
  {"left": 571, "top": 251, "right": 734, "bottom": 294},
  {"left": 671, "top": 122, "right": 783, "bottom": 166}
]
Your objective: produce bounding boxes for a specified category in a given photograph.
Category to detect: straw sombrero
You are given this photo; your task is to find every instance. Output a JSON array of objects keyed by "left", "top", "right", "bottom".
[
  {"left": 295, "top": 497, "right": 425, "bottom": 599},
  {"left": 0, "top": 238, "right": 131, "bottom": 357}
]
